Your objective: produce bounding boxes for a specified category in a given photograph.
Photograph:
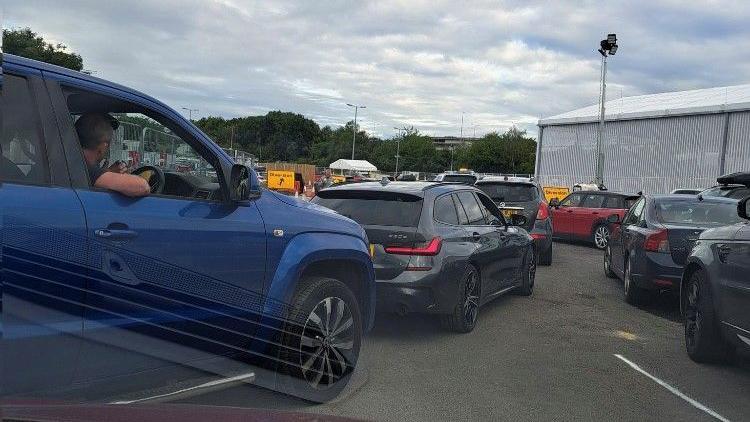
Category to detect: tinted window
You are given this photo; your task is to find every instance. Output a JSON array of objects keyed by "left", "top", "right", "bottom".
[
  {"left": 475, "top": 182, "right": 538, "bottom": 202},
  {"left": 0, "top": 74, "right": 49, "bottom": 184},
  {"left": 456, "top": 191, "right": 486, "bottom": 225},
  {"left": 623, "top": 197, "right": 645, "bottom": 225},
  {"left": 725, "top": 187, "right": 750, "bottom": 200},
  {"left": 654, "top": 200, "right": 743, "bottom": 227},
  {"left": 441, "top": 174, "right": 477, "bottom": 184},
  {"left": 313, "top": 190, "right": 423, "bottom": 227},
  {"left": 434, "top": 194, "right": 459, "bottom": 225},
  {"left": 560, "top": 193, "right": 583, "bottom": 207},
  {"left": 476, "top": 193, "right": 505, "bottom": 225},
  {"left": 581, "top": 194, "right": 605, "bottom": 208},
  {"left": 603, "top": 196, "right": 623, "bottom": 209}
]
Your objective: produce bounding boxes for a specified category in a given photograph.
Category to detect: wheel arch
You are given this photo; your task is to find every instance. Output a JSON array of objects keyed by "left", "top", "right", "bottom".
[{"left": 680, "top": 259, "right": 708, "bottom": 316}]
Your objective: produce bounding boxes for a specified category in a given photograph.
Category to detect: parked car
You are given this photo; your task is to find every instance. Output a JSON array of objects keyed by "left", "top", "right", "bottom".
[
  {"left": 312, "top": 181, "right": 536, "bottom": 333},
  {"left": 550, "top": 191, "right": 640, "bottom": 249},
  {"left": 433, "top": 171, "right": 478, "bottom": 185},
  {"left": 475, "top": 176, "right": 553, "bottom": 265},
  {"left": 671, "top": 188, "right": 702, "bottom": 195},
  {"left": 699, "top": 171, "right": 750, "bottom": 199},
  {"left": 680, "top": 196, "right": 750, "bottom": 363},
  {"left": 605, "top": 194, "right": 742, "bottom": 305},
  {"left": 0, "top": 54, "right": 375, "bottom": 403}
]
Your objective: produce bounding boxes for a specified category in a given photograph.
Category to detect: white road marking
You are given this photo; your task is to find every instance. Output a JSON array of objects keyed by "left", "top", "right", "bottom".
[
  {"left": 109, "top": 372, "right": 255, "bottom": 405},
  {"left": 614, "top": 354, "right": 730, "bottom": 422}
]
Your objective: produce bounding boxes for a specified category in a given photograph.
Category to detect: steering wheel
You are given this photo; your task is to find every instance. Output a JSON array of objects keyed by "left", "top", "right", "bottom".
[{"left": 131, "top": 165, "right": 165, "bottom": 194}]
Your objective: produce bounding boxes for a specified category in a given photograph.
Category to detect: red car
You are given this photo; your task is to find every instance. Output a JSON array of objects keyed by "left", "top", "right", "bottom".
[{"left": 550, "top": 191, "right": 639, "bottom": 249}]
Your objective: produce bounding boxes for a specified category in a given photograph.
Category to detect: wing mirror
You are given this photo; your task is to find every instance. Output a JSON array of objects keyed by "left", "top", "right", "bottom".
[
  {"left": 229, "top": 164, "right": 260, "bottom": 201},
  {"left": 549, "top": 198, "right": 560, "bottom": 208},
  {"left": 738, "top": 197, "right": 750, "bottom": 220},
  {"left": 607, "top": 214, "right": 621, "bottom": 224}
]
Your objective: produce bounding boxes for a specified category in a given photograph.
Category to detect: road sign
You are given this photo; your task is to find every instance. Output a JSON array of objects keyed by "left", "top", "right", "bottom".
[
  {"left": 543, "top": 186, "right": 571, "bottom": 202},
  {"left": 268, "top": 170, "right": 295, "bottom": 191}
]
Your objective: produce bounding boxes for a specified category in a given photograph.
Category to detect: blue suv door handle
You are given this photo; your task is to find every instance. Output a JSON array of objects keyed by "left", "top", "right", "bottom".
[{"left": 95, "top": 228, "right": 138, "bottom": 240}]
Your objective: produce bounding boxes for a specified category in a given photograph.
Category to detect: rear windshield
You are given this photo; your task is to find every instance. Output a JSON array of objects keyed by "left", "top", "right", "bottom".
[
  {"left": 701, "top": 186, "right": 750, "bottom": 199},
  {"left": 654, "top": 200, "right": 743, "bottom": 226},
  {"left": 441, "top": 174, "right": 477, "bottom": 184},
  {"left": 312, "top": 190, "right": 423, "bottom": 227},
  {"left": 475, "top": 183, "right": 538, "bottom": 202}
]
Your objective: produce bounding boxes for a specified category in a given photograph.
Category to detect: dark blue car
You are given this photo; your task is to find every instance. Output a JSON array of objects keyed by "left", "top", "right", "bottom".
[
  {"left": 604, "top": 194, "right": 742, "bottom": 305},
  {"left": 0, "top": 54, "right": 375, "bottom": 402}
]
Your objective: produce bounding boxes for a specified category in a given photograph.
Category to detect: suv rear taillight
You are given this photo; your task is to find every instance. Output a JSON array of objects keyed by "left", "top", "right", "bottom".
[
  {"left": 385, "top": 237, "right": 442, "bottom": 256},
  {"left": 644, "top": 229, "right": 670, "bottom": 253},
  {"left": 536, "top": 202, "right": 550, "bottom": 221}
]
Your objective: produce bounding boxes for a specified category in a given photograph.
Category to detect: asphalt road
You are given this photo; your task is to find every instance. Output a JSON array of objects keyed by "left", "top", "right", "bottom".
[{"left": 176, "top": 242, "right": 750, "bottom": 421}]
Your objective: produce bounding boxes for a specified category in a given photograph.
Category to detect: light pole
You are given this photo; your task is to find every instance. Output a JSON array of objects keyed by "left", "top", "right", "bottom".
[
  {"left": 393, "top": 127, "right": 403, "bottom": 174},
  {"left": 594, "top": 33, "right": 618, "bottom": 188},
  {"left": 460, "top": 112, "right": 465, "bottom": 140},
  {"left": 346, "top": 103, "right": 366, "bottom": 160},
  {"left": 182, "top": 107, "right": 199, "bottom": 121}
]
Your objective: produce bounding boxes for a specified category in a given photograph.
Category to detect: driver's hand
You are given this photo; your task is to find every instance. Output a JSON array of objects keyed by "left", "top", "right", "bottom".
[{"left": 108, "top": 161, "right": 128, "bottom": 174}]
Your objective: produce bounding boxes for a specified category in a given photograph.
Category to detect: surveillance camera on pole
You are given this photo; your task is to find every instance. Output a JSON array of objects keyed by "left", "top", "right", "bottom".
[{"left": 594, "top": 33, "right": 618, "bottom": 188}]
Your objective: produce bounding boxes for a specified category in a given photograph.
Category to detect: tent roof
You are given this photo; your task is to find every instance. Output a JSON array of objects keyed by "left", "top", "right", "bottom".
[
  {"left": 329, "top": 159, "right": 378, "bottom": 172},
  {"left": 539, "top": 83, "right": 750, "bottom": 126}
]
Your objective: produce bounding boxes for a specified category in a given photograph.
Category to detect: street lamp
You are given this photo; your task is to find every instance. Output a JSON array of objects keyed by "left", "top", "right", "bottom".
[
  {"left": 594, "top": 33, "right": 618, "bottom": 188},
  {"left": 346, "top": 103, "right": 366, "bottom": 160},
  {"left": 181, "top": 107, "right": 199, "bottom": 121},
  {"left": 393, "top": 127, "right": 404, "bottom": 174}
]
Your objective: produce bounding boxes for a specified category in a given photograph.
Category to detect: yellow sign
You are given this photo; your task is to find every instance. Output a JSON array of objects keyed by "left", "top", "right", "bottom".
[
  {"left": 268, "top": 170, "right": 295, "bottom": 190},
  {"left": 543, "top": 186, "right": 571, "bottom": 202},
  {"left": 332, "top": 175, "right": 346, "bottom": 184}
]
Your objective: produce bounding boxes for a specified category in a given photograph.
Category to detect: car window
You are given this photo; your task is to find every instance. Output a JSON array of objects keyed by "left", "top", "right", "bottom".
[
  {"left": 434, "top": 194, "right": 459, "bottom": 225},
  {"left": 455, "top": 191, "right": 487, "bottom": 225},
  {"left": 726, "top": 187, "right": 750, "bottom": 200},
  {"left": 603, "top": 195, "right": 623, "bottom": 209},
  {"left": 475, "top": 182, "right": 537, "bottom": 202},
  {"left": 475, "top": 192, "right": 506, "bottom": 225},
  {"left": 0, "top": 74, "right": 49, "bottom": 185},
  {"left": 654, "top": 200, "right": 743, "bottom": 227},
  {"left": 441, "top": 174, "right": 477, "bottom": 184},
  {"left": 623, "top": 197, "right": 645, "bottom": 225},
  {"left": 61, "top": 85, "right": 220, "bottom": 200},
  {"left": 560, "top": 193, "right": 583, "bottom": 207},
  {"left": 313, "top": 190, "right": 424, "bottom": 227},
  {"left": 581, "top": 194, "right": 606, "bottom": 208}
]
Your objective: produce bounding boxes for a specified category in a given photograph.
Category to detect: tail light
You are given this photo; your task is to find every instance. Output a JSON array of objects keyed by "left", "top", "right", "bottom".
[
  {"left": 385, "top": 237, "right": 442, "bottom": 256},
  {"left": 536, "top": 202, "right": 550, "bottom": 221},
  {"left": 644, "top": 229, "right": 670, "bottom": 253}
]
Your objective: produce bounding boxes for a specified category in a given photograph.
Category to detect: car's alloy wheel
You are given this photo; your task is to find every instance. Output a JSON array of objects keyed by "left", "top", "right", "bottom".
[
  {"left": 594, "top": 225, "right": 609, "bottom": 249},
  {"left": 683, "top": 270, "right": 732, "bottom": 363},
  {"left": 300, "top": 297, "right": 355, "bottom": 390},
  {"left": 685, "top": 279, "right": 701, "bottom": 350},
  {"left": 442, "top": 266, "right": 481, "bottom": 333},
  {"left": 463, "top": 270, "right": 480, "bottom": 327}
]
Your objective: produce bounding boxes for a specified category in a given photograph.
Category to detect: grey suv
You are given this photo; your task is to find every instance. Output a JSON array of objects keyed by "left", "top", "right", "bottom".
[{"left": 312, "top": 181, "right": 535, "bottom": 333}]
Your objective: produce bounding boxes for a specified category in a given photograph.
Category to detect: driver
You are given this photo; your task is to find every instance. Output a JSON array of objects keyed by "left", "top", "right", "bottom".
[{"left": 75, "top": 113, "right": 150, "bottom": 197}]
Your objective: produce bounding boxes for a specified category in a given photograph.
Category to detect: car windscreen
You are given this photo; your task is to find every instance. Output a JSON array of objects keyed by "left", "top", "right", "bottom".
[
  {"left": 313, "top": 190, "right": 423, "bottom": 227},
  {"left": 475, "top": 182, "right": 538, "bottom": 202},
  {"left": 442, "top": 174, "right": 477, "bottom": 184},
  {"left": 654, "top": 199, "right": 743, "bottom": 226}
]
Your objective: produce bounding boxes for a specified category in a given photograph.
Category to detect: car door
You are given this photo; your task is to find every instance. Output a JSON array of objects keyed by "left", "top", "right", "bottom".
[
  {"left": 576, "top": 194, "right": 607, "bottom": 239},
  {"left": 1, "top": 70, "right": 86, "bottom": 395},
  {"left": 619, "top": 197, "right": 647, "bottom": 272},
  {"left": 552, "top": 192, "right": 584, "bottom": 239},
  {"left": 476, "top": 192, "right": 525, "bottom": 288},
  {"left": 454, "top": 191, "right": 501, "bottom": 294},
  {"left": 47, "top": 78, "right": 268, "bottom": 380},
  {"left": 721, "top": 223, "right": 750, "bottom": 334}
]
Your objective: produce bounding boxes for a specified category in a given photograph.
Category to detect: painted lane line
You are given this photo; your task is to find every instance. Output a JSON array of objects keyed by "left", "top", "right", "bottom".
[
  {"left": 110, "top": 372, "right": 255, "bottom": 405},
  {"left": 614, "top": 354, "right": 730, "bottom": 422}
]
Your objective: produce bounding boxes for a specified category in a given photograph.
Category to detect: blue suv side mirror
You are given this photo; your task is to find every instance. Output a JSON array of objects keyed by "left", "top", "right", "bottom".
[{"left": 229, "top": 164, "right": 259, "bottom": 201}]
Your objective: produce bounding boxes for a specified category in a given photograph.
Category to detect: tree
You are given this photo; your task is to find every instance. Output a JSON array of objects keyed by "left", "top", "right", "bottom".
[{"left": 3, "top": 28, "right": 83, "bottom": 71}]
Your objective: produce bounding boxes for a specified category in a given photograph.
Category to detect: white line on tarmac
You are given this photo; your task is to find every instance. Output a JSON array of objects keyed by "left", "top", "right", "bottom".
[
  {"left": 614, "top": 354, "right": 730, "bottom": 422},
  {"left": 109, "top": 372, "right": 255, "bottom": 405}
]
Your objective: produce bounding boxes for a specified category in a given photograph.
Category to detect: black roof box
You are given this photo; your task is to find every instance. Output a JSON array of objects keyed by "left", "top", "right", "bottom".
[{"left": 717, "top": 172, "right": 750, "bottom": 186}]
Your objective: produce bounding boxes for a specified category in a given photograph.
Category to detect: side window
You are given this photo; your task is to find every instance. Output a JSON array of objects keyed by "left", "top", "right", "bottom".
[
  {"left": 581, "top": 194, "right": 606, "bottom": 208},
  {"left": 434, "top": 194, "right": 459, "bottom": 225},
  {"left": 623, "top": 197, "right": 645, "bottom": 225},
  {"left": 560, "top": 193, "right": 583, "bottom": 207},
  {"left": 456, "top": 191, "right": 487, "bottom": 225},
  {"left": 604, "top": 196, "right": 623, "bottom": 209},
  {"left": 476, "top": 192, "right": 505, "bottom": 225},
  {"left": 454, "top": 194, "right": 469, "bottom": 225},
  {"left": 0, "top": 74, "right": 49, "bottom": 184},
  {"left": 62, "top": 85, "right": 220, "bottom": 200}
]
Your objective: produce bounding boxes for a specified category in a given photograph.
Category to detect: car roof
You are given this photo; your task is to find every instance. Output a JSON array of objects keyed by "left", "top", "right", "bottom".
[
  {"left": 475, "top": 176, "right": 535, "bottom": 185},
  {"left": 650, "top": 194, "right": 739, "bottom": 204},
  {"left": 320, "top": 181, "right": 476, "bottom": 197},
  {"left": 571, "top": 190, "right": 638, "bottom": 197}
]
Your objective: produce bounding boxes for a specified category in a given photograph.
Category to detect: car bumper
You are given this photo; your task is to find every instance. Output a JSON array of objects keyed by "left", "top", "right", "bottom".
[
  {"left": 630, "top": 251, "right": 683, "bottom": 290},
  {"left": 530, "top": 218, "right": 553, "bottom": 252},
  {"left": 375, "top": 265, "right": 463, "bottom": 315}
]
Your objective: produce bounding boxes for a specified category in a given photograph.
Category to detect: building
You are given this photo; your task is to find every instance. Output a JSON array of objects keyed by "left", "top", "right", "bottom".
[
  {"left": 430, "top": 136, "right": 479, "bottom": 151},
  {"left": 536, "top": 84, "right": 750, "bottom": 194}
]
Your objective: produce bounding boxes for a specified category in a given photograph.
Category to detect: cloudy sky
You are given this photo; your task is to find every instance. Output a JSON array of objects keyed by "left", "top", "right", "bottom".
[{"left": 4, "top": 1, "right": 750, "bottom": 138}]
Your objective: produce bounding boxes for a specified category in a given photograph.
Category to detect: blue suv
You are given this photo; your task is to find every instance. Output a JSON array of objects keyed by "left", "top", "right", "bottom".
[{"left": 0, "top": 54, "right": 375, "bottom": 403}]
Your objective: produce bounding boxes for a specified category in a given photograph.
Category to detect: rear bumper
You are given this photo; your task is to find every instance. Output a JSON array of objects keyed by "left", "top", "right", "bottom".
[
  {"left": 375, "top": 266, "right": 463, "bottom": 315},
  {"left": 630, "top": 252, "right": 683, "bottom": 290}
]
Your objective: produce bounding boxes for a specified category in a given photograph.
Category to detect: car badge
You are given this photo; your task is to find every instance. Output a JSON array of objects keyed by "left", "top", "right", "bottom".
[{"left": 499, "top": 202, "right": 506, "bottom": 208}]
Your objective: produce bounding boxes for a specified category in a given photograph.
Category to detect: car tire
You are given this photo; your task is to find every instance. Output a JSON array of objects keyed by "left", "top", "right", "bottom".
[
  {"left": 623, "top": 257, "right": 648, "bottom": 305},
  {"left": 604, "top": 245, "right": 617, "bottom": 279},
  {"left": 684, "top": 270, "right": 733, "bottom": 363},
  {"left": 441, "top": 265, "right": 481, "bottom": 333},
  {"left": 592, "top": 224, "right": 610, "bottom": 250},
  {"left": 538, "top": 242, "right": 552, "bottom": 266},
  {"left": 278, "top": 277, "right": 362, "bottom": 402},
  {"left": 514, "top": 247, "right": 536, "bottom": 296}
]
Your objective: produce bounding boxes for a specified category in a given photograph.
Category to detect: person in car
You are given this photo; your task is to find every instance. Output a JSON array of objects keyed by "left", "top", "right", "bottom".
[{"left": 75, "top": 113, "right": 150, "bottom": 197}]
